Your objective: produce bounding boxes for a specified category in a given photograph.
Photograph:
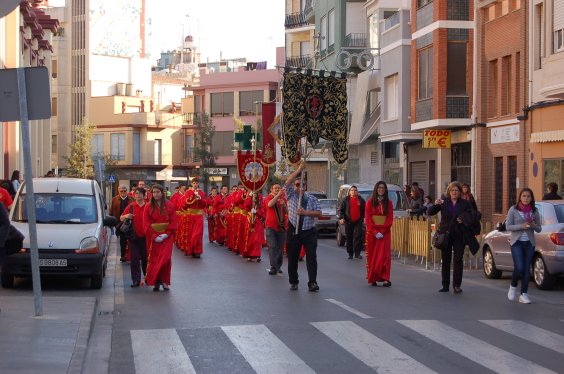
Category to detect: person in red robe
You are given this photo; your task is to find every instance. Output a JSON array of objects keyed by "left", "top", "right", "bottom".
[
  {"left": 365, "top": 181, "right": 394, "bottom": 287},
  {"left": 213, "top": 185, "right": 229, "bottom": 246},
  {"left": 235, "top": 186, "right": 249, "bottom": 255},
  {"left": 207, "top": 187, "right": 218, "bottom": 243},
  {"left": 181, "top": 177, "right": 207, "bottom": 258},
  {"left": 243, "top": 191, "right": 265, "bottom": 262},
  {"left": 226, "top": 186, "right": 237, "bottom": 251},
  {"left": 142, "top": 184, "right": 178, "bottom": 291},
  {"left": 174, "top": 185, "right": 191, "bottom": 254}
]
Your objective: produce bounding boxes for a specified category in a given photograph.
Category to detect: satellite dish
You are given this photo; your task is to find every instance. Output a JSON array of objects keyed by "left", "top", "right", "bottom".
[{"left": 0, "top": 0, "right": 20, "bottom": 18}]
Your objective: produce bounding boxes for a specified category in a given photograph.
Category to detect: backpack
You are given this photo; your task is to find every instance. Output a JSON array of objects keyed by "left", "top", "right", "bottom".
[{"left": 119, "top": 205, "right": 135, "bottom": 239}]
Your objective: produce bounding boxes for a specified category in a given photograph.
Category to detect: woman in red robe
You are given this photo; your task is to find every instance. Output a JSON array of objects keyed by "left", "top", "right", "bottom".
[
  {"left": 365, "top": 181, "right": 394, "bottom": 287},
  {"left": 243, "top": 192, "right": 265, "bottom": 261},
  {"left": 143, "top": 184, "right": 178, "bottom": 291}
]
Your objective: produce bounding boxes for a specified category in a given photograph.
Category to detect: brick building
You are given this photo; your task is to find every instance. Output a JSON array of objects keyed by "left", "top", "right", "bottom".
[{"left": 475, "top": 0, "right": 528, "bottom": 223}]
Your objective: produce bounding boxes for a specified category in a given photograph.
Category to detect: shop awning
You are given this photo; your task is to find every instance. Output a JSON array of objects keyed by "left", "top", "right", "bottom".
[{"left": 530, "top": 130, "right": 564, "bottom": 143}]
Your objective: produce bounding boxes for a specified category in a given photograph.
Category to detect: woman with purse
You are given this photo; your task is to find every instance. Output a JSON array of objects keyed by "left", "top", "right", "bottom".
[
  {"left": 142, "top": 184, "right": 178, "bottom": 292},
  {"left": 505, "top": 188, "right": 541, "bottom": 304},
  {"left": 121, "top": 187, "right": 148, "bottom": 288},
  {"left": 428, "top": 181, "right": 474, "bottom": 294},
  {"left": 365, "top": 181, "right": 394, "bottom": 287}
]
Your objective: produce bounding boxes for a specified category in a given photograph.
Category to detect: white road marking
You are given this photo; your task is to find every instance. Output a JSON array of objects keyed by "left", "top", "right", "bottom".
[
  {"left": 324, "top": 298, "right": 373, "bottom": 319},
  {"left": 130, "top": 329, "right": 196, "bottom": 374},
  {"left": 312, "top": 320, "right": 436, "bottom": 373},
  {"left": 480, "top": 320, "right": 564, "bottom": 355},
  {"left": 398, "top": 320, "right": 556, "bottom": 374},
  {"left": 221, "top": 324, "right": 316, "bottom": 374}
]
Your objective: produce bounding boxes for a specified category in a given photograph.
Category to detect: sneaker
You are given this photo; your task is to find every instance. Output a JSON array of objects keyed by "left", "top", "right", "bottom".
[
  {"left": 277, "top": 269, "right": 283, "bottom": 274},
  {"left": 348, "top": 255, "right": 353, "bottom": 260},
  {"left": 308, "top": 282, "right": 320, "bottom": 292},
  {"left": 290, "top": 283, "right": 298, "bottom": 291},
  {"left": 519, "top": 293, "right": 531, "bottom": 304},
  {"left": 268, "top": 267, "right": 277, "bottom": 275},
  {"left": 355, "top": 255, "right": 363, "bottom": 260},
  {"left": 507, "top": 285, "right": 517, "bottom": 301}
]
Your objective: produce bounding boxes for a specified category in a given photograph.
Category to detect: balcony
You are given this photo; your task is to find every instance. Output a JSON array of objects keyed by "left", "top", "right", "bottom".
[
  {"left": 285, "top": 55, "right": 312, "bottom": 68},
  {"left": 285, "top": 12, "right": 309, "bottom": 29},
  {"left": 304, "top": 0, "right": 315, "bottom": 23},
  {"left": 182, "top": 149, "right": 201, "bottom": 165},
  {"left": 343, "top": 33, "right": 369, "bottom": 48}
]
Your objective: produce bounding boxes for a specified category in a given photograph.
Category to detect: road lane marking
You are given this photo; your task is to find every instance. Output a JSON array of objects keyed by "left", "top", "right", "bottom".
[
  {"left": 130, "top": 329, "right": 196, "bottom": 374},
  {"left": 221, "top": 324, "right": 316, "bottom": 374},
  {"left": 312, "top": 321, "right": 436, "bottom": 373},
  {"left": 480, "top": 320, "right": 564, "bottom": 354},
  {"left": 324, "top": 298, "right": 373, "bottom": 319},
  {"left": 398, "top": 320, "right": 556, "bottom": 374}
]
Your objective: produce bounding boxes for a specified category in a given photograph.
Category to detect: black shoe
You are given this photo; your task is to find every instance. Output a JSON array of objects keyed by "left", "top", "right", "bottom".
[
  {"left": 269, "top": 268, "right": 277, "bottom": 275},
  {"left": 438, "top": 287, "right": 449, "bottom": 292},
  {"left": 256, "top": 258, "right": 261, "bottom": 263},
  {"left": 371, "top": 282, "right": 378, "bottom": 287},
  {"left": 308, "top": 282, "right": 320, "bottom": 292},
  {"left": 290, "top": 283, "right": 299, "bottom": 291},
  {"left": 130, "top": 282, "right": 140, "bottom": 288},
  {"left": 120, "top": 257, "right": 126, "bottom": 262},
  {"left": 278, "top": 269, "right": 283, "bottom": 274},
  {"left": 453, "top": 287, "right": 463, "bottom": 294},
  {"left": 194, "top": 254, "right": 201, "bottom": 258},
  {"left": 348, "top": 255, "right": 353, "bottom": 260},
  {"left": 153, "top": 286, "right": 160, "bottom": 292},
  {"left": 382, "top": 281, "right": 391, "bottom": 287},
  {"left": 355, "top": 255, "right": 363, "bottom": 260},
  {"left": 162, "top": 285, "right": 170, "bottom": 291}
]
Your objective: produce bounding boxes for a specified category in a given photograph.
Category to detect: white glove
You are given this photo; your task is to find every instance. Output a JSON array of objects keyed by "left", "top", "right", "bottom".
[
  {"left": 251, "top": 208, "right": 257, "bottom": 214},
  {"left": 155, "top": 233, "right": 168, "bottom": 243},
  {"left": 375, "top": 233, "right": 384, "bottom": 239}
]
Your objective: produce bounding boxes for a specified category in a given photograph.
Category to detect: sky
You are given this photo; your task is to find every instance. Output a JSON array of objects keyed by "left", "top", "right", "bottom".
[{"left": 49, "top": 0, "right": 285, "bottom": 67}]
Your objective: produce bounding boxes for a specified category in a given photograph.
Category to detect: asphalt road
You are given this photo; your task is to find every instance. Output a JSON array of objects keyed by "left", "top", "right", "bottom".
[{"left": 98, "top": 233, "right": 564, "bottom": 374}]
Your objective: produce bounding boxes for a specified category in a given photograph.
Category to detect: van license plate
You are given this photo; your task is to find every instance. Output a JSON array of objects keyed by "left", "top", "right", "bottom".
[{"left": 39, "top": 259, "right": 67, "bottom": 267}]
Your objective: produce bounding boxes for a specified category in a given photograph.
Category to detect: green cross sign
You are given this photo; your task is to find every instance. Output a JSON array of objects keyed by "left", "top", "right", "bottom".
[{"left": 234, "top": 124, "right": 261, "bottom": 150}]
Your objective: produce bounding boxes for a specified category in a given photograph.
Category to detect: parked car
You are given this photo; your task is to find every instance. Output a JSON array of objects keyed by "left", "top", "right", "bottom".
[
  {"left": 308, "top": 191, "right": 327, "bottom": 200},
  {"left": 336, "top": 183, "right": 409, "bottom": 247},
  {"left": 481, "top": 200, "right": 564, "bottom": 289},
  {"left": 2, "top": 178, "right": 119, "bottom": 289},
  {"left": 316, "top": 198, "right": 338, "bottom": 235}
]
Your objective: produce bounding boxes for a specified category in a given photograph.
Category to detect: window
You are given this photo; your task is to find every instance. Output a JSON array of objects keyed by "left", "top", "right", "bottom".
[
  {"left": 513, "top": 0, "right": 521, "bottom": 11},
  {"left": 515, "top": 52, "right": 521, "bottom": 112},
  {"left": 110, "top": 133, "right": 125, "bottom": 161},
  {"left": 210, "top": 92, "right": 234, "bottom": 117},
  {"left": 132, "top": 132, "right": 140, "bottom": 165},
  {"left": 494, "top": 157, "right": 503, "bottom": 213},
  {"left": 501, "top": 0, "right": 509, "bottom": 15},
  {"left": 51, "top": 135, "right": 57, "bottom": 154},
  {"left": 369, "top": 13, "right": 380, "bottom": 50},
  {"left": 194, "top": 95, "right": 202, "bottom": 113},
  {"left": 239, "top": 91, "right": 263, "bottom": 116},
  {"left": 488, "top": 59, "right": 498, "bottom": 118},
  {"left": 328, "top": 9, "right": 335, "bottom": 49},
  {"left": 534, "top": 3, "right": 544, "bottom": 70},
  {"left": 384, "top": 74, "right": 398, "bottom": 120},
  {"left": 154, "top": 139, "right": 162, "bottom": 165},
  {"left": 51, "top": 97, "right": 57, "bottom": 116},
  {"left": 417, "top": 47, "right": 433, "bottom": 100},
  {"left": 185, "top": 134, "right": 193, "bottom": 161},
  {"left": 51, "top": 59, "right": 58, "bottom": 78},
  {"left": 555, "top": 29, "right": 564, "bottom": 53},
  {"left": 417, "top": 0, "right": 432, "bottom": 8},
  {"left": 544, "top": 159, "right": 564, "bottom": 197},
  {"left": 501, "top": 55, "right": 511, "bottom": 115},
  {"left": 91, "top": 134, "right": 104, "bottom": 158},
  {"left": 371, "top": 152, "right": 378, "bottom": 165},
  {"left": 211, "top": 131, "right": 234, "bottom": 156},
  {"left": 320, "top": 16, "right": 327, "bottom": 51},
  {"left": 451, "top": 142, "right": 471, "bottom": 185},
  {"left": 447, "top": 42, "right": 467, "bottom": 95},
  {"left": 486, "top": 5, "right": 495, "bottom": 21},
  {"left": 554, "top": 0, "right": 564, "bottom": 53},
  {"left": 508, "top": 156, "right": 517, "bottom": 208}
]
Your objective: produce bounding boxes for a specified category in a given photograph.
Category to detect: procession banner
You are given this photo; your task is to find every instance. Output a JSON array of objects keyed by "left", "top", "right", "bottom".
[
  {"left": 261, "top": 102, "right": 277, "bottom": 166},
  {"left": 237, "top": 150, "right": 269, "bottom": 191}
]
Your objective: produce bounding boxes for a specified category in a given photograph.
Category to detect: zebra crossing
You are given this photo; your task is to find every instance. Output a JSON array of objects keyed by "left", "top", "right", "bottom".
[{"left": 130, "top": 319, "right": 564, "bottom": 373}]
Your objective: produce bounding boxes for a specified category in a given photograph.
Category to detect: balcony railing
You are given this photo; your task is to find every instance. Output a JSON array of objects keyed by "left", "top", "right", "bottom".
[
  {"left": 183, "top": 149, "right": 201, "bottom": 164},
  {"left": 285, "top": 12, "right": 309, "bottom": 29},
  {"left": 343, "top": 33, "right": 368, "bottom": 48},
  {"left": 285, "top": 55, "right": 312, "bottom": 68},
  {"left": 383, "top": 12, "right": 400, "bottom": 31},
  {"left": 304, "top": 0, "right": 315, "bottom": 22}
]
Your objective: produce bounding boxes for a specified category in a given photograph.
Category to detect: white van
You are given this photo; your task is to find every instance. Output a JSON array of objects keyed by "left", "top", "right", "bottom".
[{"left": 3, "top": 178, "right": 119, "bottom": 289}]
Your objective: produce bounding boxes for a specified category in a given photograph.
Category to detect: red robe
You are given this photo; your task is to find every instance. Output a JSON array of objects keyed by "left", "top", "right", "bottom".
[
  {"left": 242, "top": 194, "right": 265, "bottom": 259},
  {"left": 143, "top": 200, "right": 178, "bottom": 286},
  {"left": 174, "top": 192, "right": 191, "bottom": 253},
  {"left": 182, "top": 188, "right": 207, "bottom": 255},
  {"left": 365, "top": 199, "right": 394, "bottom": 283},
  {"left": 207, "top": 195, "right": 217, "bottom": 243},
  {"left": 213, "top": 193, "right": 228, "bottom": 245},
  {"left": 235, "top": 190, "right": 249, "bottom": 253}
]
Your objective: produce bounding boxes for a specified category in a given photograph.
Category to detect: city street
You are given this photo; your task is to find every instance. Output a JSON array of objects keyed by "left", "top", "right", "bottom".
[{"left": 2, "top": 231, "right": 564, "bottom": 373}]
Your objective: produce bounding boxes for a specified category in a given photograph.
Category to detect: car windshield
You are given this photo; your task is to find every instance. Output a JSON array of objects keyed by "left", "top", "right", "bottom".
[
  {"left": 358, "top": 190, "right": 408, "bottom": 211},
  {"left": 12, "top": 193, "right": 97, "bottom": 224},
  {"left": 555, "top": 204, "right": 564, "bottom": 223},
  {"left": 319, "top": 199, "right": 337, "bottom": 210}
]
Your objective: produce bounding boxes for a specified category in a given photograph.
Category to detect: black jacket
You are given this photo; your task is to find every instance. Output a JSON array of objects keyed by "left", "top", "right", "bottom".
[
  {"left": 428, "top": 198, "right": 479, "bottom": 253},
  {"left": 339, "top": 195, "right": 366, "bottom": 223}
]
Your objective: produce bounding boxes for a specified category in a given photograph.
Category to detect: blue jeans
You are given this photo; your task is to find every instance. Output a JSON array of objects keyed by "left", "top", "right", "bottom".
[{"left": 510, "top": 240, "right": 534, "bottom": 293}]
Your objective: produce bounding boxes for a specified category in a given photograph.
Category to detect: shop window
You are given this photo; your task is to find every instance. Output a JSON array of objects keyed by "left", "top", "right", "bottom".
[
  {"left": 544, "top": 159, "right": 564, "bottom": 197},
  {"left": 495, "top": 157, "right": 503, "bottom": 213},
  {"left": 508, "top": 156, "right": 517, "bottom": 207}
]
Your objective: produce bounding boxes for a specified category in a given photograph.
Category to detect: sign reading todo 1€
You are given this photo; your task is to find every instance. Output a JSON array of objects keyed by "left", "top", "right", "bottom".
[{"left": 423, "top": 129, "right": 451, "bottom": 149}]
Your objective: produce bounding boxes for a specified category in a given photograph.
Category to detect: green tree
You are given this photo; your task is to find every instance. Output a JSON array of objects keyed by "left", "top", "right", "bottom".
[
  {"left": 63, "top": 118, "right": 95, "bottom": 178},
  {"left": 193, "top": 113, "right": 218, "bottom": 192}
]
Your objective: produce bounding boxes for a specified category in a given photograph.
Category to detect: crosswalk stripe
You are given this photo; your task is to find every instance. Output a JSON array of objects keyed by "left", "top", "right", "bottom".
[
  {"left": 221, "top": 324, "right": 315, "bottom": 374},
  {"left": 130, "top": 329, "right": 196, "bottom": 374},
  {"left": 398, "top": 320, "right": 557, "bottom": 374},
  {"left": 311, "top": 321, "right": 436, "bottom": 373},
  {"left": 480, "top": 320, "right": 564, "bottom": 355},
  {"left": 324, "top": 299, "right": 373, "bottom": 319}
]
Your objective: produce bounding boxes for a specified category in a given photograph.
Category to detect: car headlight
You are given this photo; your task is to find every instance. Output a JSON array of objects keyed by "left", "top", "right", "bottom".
[{"left": 75, "top": 236, "right": 100, "bottom": 254}]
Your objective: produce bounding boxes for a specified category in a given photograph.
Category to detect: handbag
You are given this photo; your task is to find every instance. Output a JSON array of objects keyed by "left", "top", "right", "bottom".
[
  {"left": 432, "top": 230, "right": 448, "bottom": 250},
  {"left": 119, "top": 205, "right": 135, "bottom": 239}
]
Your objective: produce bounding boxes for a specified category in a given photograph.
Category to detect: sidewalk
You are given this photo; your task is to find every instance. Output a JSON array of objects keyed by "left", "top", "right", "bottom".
[{"left": 0, "top": 295, "right": 97, "bottom": 374}]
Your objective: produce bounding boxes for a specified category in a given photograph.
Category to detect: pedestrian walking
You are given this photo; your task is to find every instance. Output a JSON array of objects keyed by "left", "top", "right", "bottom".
[
  {"left": 10, "top": 170, "right": 21, "bottom": 198},
  {"left": 121, "top": 187, "right": 148, "bottom": 288},
  {"left": 505, "top": 187, "right": 542, "bottom": 304},
  {"left": 212, "top": 185, "right": 229, "bottom": 246},
  {"left": 142, "top": 184, "right": 178, "bottom": 291},
  {"left": 265, "top": 183, "right": 287, "bottom": 274},
  {"left": 461, "top": 183, "right": 478, "bottom": 210},
  {"left": 284, "top": 161, "right": 322, "bottom": 292},
  {"left": 339, "top": 185, "right": 365, "bottom": 260},
  {"left": 365, "top": 181, "right": 394, "bottom": 287},
  {"left": 110, "top": 184, "right": 134, "bottom": 262},
  {"left": 428, "top": 181, "right": 476, "bottom": 294}
]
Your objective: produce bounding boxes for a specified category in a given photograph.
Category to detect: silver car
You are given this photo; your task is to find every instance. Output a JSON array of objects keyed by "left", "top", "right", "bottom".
[
  {"left": 482, "top": 201, "right": 564, "bottom": 289},
  {"left": 316, "top": 198, "right": 338, "bottom": 235}
]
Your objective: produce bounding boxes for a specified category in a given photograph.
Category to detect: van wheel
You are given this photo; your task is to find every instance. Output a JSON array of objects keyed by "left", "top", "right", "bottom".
[
  {"left": 336, "top": 228, "right": 345, "bottom": 247},
  {"left": 1, "top": 271, "right": 14, "bottom": 288},
  {"left": 90, "top": 273, "right": 103, "bottom": 289},
  {"left": 533, "top": 255, "right": 556, "bottom": 290}
]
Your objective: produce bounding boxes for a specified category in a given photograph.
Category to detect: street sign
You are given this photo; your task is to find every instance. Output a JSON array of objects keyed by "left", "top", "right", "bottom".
[
  {"left": 0, "top": 67, "right": 51, "bottom": 121},
  {"left": 108, "top": 175, "right": 116, "bottom": 183},
  {"left": 423, "top": 129, "right": 451, "bottom": 149},
  {"left": 0, "top": 0, "right": 20, "bottom": 18}
]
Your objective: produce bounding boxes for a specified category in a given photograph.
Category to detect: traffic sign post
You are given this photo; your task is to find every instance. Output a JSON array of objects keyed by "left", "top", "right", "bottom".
[{"left": 108, "top": 175, "right": 116, "bottom": 184}]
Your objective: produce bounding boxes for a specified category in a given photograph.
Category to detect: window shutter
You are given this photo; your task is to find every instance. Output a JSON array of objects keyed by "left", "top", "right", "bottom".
[{"left": 554, "top": 1, "right": 564, "bottom": 32}]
